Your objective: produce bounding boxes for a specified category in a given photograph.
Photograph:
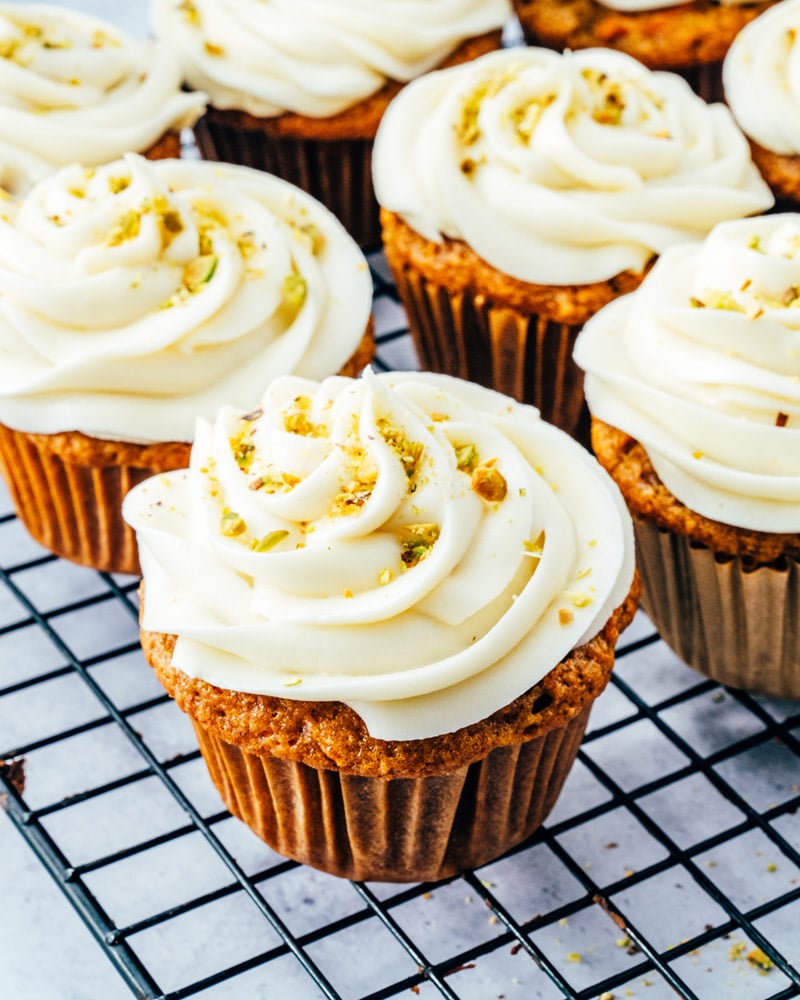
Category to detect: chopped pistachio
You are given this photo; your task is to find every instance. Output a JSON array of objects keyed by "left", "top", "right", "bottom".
[
  {"left": 231, "top": 435, "right": 255, "bottom": 471},
  {"left": 471, "top": 463, "right": 508, "bottom": 503},
  {"left": 748, "top": 234, "right": 763, "bottom": 252},
  {"left": 178, "top": 0, "right": 201, "bottom": 25},
  {"left": 454, "top": 442, "right": 479, "bottom": 472},
  {"left": 282, "top": 272, "right": 307, "bottom": 309},
  {"left": 108, "top": 175, "right": 130, "bottom": 195},
  {"left": 251, "top": 529, "right": 289, "bottom": 552},
  {"left": 379, "top": 420, "right": 423, "bottom": 481},
  {"left": 398, "top": 523, "right": 440, "bottom": 568},
  {"left": 204, "top": 41, "right": 225, "bottom": 56},
  {"left": 747, "top": 948, "right": 774, "bottom": 971},
  {"left": 182, "top": 254, "right": 218, "bottom": 292},
  {"left": 107, "top": 210, "right": 141, "bottom": 247},
  {"left": 283, "top": 395, "right": 327, "bottom": 437},
  {"left": 378, "top": 568, "right": 392, "bottom": 586},
  {"left": 558, "top": 608, "right": 574, "bottom": 626},
  {"left": 221, "top": 510, "right": 246, "bottom": 537}
]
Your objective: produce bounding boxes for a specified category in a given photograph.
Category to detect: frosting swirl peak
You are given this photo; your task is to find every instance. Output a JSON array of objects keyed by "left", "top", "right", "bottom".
[
  {"left": 0, "top": 155, "right": 372, "bottom": 443},
  {"left": 124, "top": 371, "right": 635, "bottom": 741},
  {"left": 574, "top": 214, "right": 800, "bottom": 532},
  {"left": 0, "top": 2, "right": 206, "bottom": 171},
  {"left": 373, "top": 46, "right": 773, "bottom": 284}
]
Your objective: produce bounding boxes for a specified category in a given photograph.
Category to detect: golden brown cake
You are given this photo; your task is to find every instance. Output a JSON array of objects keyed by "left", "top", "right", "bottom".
[
  {"left": 512, "top": 0, "right": 777, "bottom": 101},
  {"left": 152, "top": 0, "right": 511, "bottom": 246},
  {"left": 574, "top": 215, "right": 800, "bottom": 698},
  {"left": 0, "top": 158, "right": 374, "bottom": 576},
  {"left": 124, "top": 370, "right": 639, "bottom": 880},
  {"left": 373, "top": 46, "right": 772, "bottom": 442}
]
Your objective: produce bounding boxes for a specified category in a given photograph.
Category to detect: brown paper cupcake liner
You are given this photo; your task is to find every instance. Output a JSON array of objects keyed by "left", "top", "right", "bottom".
[
  {"left": 191, "top": 704, "right": 591, "bottom": 883},
  {"left": 0, "top": 423, "right": 190, "bottom": 576},
  {"left": 392, "top": 265, "right": 589, "bottom": 442},
  {"left": 193, "top": 116, "right": 381, "bottom": 248},
  {"left": 634, "top": 514, "right": 800, "bottom": 699}
]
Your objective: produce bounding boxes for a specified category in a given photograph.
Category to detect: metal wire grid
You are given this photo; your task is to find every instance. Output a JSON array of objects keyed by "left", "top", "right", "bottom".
[{"left": 0, "top": 258, "right": 798, "bottom": 1000}]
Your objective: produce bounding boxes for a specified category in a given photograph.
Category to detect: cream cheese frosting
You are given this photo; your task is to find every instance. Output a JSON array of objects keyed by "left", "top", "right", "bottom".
[
  {"left": 123, "top": 370, "right": 636, "bottom": 742},
  {"left": 0, "top": 154, "right": 372, "bottom": 443},
  {"left": 151, "top": 0, "right": 511, "bottom": 119},
  {"left": 373, "top": 46, "right": 773, "bottom": 285},
  {"left": 574, "top": 214, "right": 800, "bottom": 532},
  {"left": 0, "top": 3, "right": 206, "bottom": 168},
  {"left": 723, "top": 0, "right": 800, "bottom": 155}
]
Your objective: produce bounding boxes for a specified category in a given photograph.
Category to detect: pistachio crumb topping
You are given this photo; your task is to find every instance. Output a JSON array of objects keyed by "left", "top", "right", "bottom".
[
  {"left": 455, "top": 66, "right": 520, "bottom": 147},
  {"left": 523, "top": 536, "right": 544, "bottom": 558},
  {"left": 204, "top": 41, "right": 225, "bottom": 57},
  {"left": 179, "top": 0, "right": 201, "bottom": 26},
  {"left": 378, "top": 568, "right": 392, "bottom": 586},
  {"left": 182, "top": 254, "right": 217, "bottom": 293},
  {"left": 454, "top": 442, "right": 479, "bottom": 472},
  {"left": 251, "top": 530, "right": 289, "bottom": 552},
  {"left": 580, "top": 68, "right": 626, "bottom": 126},
  {"left": 282, "top": 272, "right": 307, "bottom": 309},
  {"left": 108, "top": 175, "right": 130, "bottom": 195},
  {"left": 106, "top": 209, "right": 141, "bottom": 247},
  {"left": 471, "top": 461, "right": 508, "bottom": 503},
  {"left": 283, "top": 395, "right": 327, "bottom": 437},
  {"left": 230, "top": 430, "right": 255, "bottom": 471},
  {"left": 558, "top": 608, "right": 574, "bottom": 626},
  {"left": 398, "top": 523, "right": 440, "bottom": 568},
  {"left": 509, "top": 95, "right": 555, "bottom": 144},
  {"left": 221, "top": 509, "right": 246, "bottom": 537},
  {"left": 566, "top": 591, "right": 593, "bottom": 608},
  {"left": 747, "top": 948, "right": 774, "bottom": 972},
  {"left": 378, "top": 420, "right": 424, "bottom": 483}
]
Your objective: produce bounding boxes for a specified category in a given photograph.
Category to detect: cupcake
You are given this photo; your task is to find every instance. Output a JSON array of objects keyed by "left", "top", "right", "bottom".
[
  {"left": 123, "top": 369, "right": 638, "bottom": 882},
  {"left": 724, "top": 0, "right": 800, "bottom": 208},
  {"left": 574, "top": 214, "right": 800, "bottom": 698},
  {"left": 0, "top": 3, "right": 206, "bottom": 183},
  {"left": 151, "top": 0, "right": 511, "bottom": 246},
  {"left": 373, "top": 46, "right": 773, "bottom": 442},
  {"left": 511, "top": 0, "right": 778, "bottom": 102},
  {"left": 0, "top": 154, "right": 373, "bottom": 575}
]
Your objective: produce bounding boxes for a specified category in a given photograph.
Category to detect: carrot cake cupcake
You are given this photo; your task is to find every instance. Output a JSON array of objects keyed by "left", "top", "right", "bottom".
[
  {"left": 124, "top": 369, "right": 638, "bottom": 881},
  {"left": 151, "top": 0, "right": 511, "bottom": 246},
  {"left": 574, "top": 213, "right": 800, "bottom": 698},
  {"left": 511, "top": 0, "right": 777, "bottom": 102},
  {"left": 373, "top": 46, "right": 773, "bottom": 441},
  {"left": 0, "top": 155, "right": 373, "bottom": 575},
  {"left": 724, "top": 0, "right": 800, "bottom": 208},
  {"left": 0, "top": 3, "right": 206, "bottom": 179}
]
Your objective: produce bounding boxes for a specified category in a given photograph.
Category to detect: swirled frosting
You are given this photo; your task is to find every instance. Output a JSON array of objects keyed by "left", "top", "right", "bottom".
[
  {"left": 0, "top": 3, "right": 205, "bottom": 168},
  {"left": 373, "top": 47, "right": 773, "bottom": 285},
  {"left": 0, "top": 154, "right": 372, "bottom": 443},
  {"left": 151, "top": 0, "right": 511, "bottom": 119},
  {"left": 724, "top": 0, "right": 800, "bottom": 155},
  {"left": 574, "top": 214, "right": 800, "bottom": 532},
  {"left": 124, "top": 371, "right": 635, "bottom": 741}
]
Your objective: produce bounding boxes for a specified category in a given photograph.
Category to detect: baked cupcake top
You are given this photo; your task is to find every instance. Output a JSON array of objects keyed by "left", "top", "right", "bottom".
[
  {"left": 123, "top": 369, "right": 635, "bottom": 741},
  {"left": 574, "top": 214, "right": 800, "bottom": 532},
  {"left": 724, "top": 0, "right": 800, "bottom": 156},
  {"left": 373, "top": 46, "right": 773, "bottom": 285},
  {"left": 0, "top": 3, "right": 205, "bottom": 171},
  {"left": 0, "top": 155, "right": 372, "bottom": 443},
  {"left": 151, "top": 0, "right": 511, "bottom": 118}
]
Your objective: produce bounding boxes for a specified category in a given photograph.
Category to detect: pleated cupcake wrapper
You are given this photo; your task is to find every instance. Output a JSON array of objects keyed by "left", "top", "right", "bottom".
[
  {"left": 0, "top": 424, "right": 156, "bottom": 576},
  {"left": 193, "top": 116, "right": 381, "bottom": 249},
  {"left": 634, "top": 515, "right": 800, "bottom": 699},
  {"left": 192, "top": 705, "right": 591, "bottom": 883},
  {"left": 391, "top": 265, "right": 589, "bottom": 443}
]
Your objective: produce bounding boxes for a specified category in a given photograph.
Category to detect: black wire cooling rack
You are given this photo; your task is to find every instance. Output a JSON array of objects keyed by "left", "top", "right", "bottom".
[{"left": 1, "top": 256, "right": 800, "bottom": 1000}]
